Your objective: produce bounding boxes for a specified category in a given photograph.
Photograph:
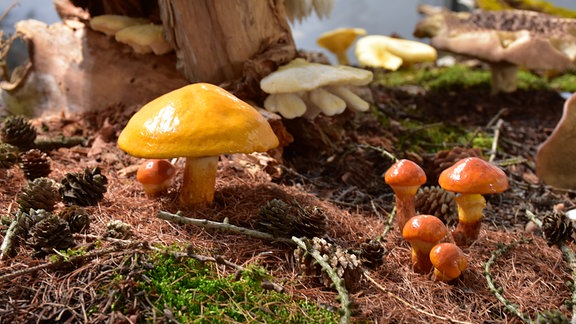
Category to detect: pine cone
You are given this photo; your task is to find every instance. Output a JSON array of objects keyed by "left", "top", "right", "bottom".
[
  {"left": 19, "top": 149, "right": 51, "bottom": 180},
  {"left": 359, "top": 239, "right": 386, "bottom": 268},
  {"left": 257, "top": 199, "right": 296, "bottom": 238},
  {"left": 60, "top": 167, "right": 108, "bottom": 206},
  {"left": 292, "top": 205, "right": 328, "bottom": 239},
  {"left": 17, "top": 177, "right": 61, "bottom": 212},
  {"left": 27, "top": 215, "right": 75, "bottom": 254},
  {"left": 541, "top": 212, "right": 573, "bottom": 246},
  {"left": 105, "top": 220, "right": 133, "bottom": 239},
  {"left": 15, "top": 208, "right": 51, "bottom": 235},
  {"left": 1, "top": 115, "right": 37, "bottom": 150},
  {"left": 294, "top": 237, "right": 362, "bottom": 292},
  {"left": 0, "top": 143, "right": 19, "bottom": 169},
  {"left": 415, "top": 186, "right": 457, "bottom": 225},
  {"left": 426, "top": 147, "right": 483, "bottom": 185},
  {"left": 57, "top": 206, "right": 90, "bottom": 233}
]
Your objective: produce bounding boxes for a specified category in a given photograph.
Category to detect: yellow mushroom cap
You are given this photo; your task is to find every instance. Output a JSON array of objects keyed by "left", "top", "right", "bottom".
[
  {"left": 117, "top": 83, "right": 279, "bottom": 158},
  {"left": 317, "top": 28, "right": 366, "bottom": 64},
  {"left": 115, "top": 24, "right": 173, "bottom": 55},
  {"left": 89, "top": 15, "right": 150, "bottom": 36},
  {"left": 355, "top": 35, "right": 437, "bottom": 70}
]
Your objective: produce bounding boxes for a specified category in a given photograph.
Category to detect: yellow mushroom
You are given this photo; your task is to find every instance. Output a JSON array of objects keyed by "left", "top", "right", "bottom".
[
  {"left": 117, "top": 83, "right": 279, "bottom": 208},
  {"left": 317, "top": 27, "right": 366, "bottom": 65},
  {"left": 115, "top": 24, "right": 173, "bottom": 55},
  {"left": 89, "top": 15, "right": 150, "bottom": 36},
  {"left": 355, "top": 35, "right": 437, "bottom": 71}
]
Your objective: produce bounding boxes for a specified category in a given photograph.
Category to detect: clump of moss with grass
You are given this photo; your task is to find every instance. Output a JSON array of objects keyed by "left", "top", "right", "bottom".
[{"left": 136, "top": 252, "right": 339, "bottom": 323}]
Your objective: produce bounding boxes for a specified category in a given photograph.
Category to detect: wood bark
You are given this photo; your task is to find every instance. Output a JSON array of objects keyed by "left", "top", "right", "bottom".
[{"left": 158, "top": 0, "right": 297, "bottom": 99}]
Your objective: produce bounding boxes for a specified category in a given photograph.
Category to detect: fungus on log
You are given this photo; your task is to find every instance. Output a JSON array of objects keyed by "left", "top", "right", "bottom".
[{"left": 414, "top": 5, "right": 576, "bottom": 94}]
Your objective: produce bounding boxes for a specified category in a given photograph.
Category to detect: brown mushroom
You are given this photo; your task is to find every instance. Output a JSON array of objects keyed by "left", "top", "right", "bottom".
[
  {"left": 438, "top": 157, "right": 509, "bottom": 245},
  {"left": 117, "top": 83, "right": 279, "bottom": 208},
  {"left": 429, "top": 242, "right": 468, "bottom": 282},
  {"left": 384, "top": 159, "right": 427, "bottom": 231},
  {"left": 402, "top": 215, "right": 448, "bottom": 274},
  {"left": 413, "top": 5, "right": 576, "bottom": 93},
  {"left": 136, "top": 159, "right": 176, "bottom": 198}
]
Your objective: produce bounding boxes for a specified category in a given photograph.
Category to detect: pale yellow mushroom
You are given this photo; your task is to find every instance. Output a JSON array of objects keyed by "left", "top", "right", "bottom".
[{"left": 89, "top": 15, "right": 150, "bottom": 36}]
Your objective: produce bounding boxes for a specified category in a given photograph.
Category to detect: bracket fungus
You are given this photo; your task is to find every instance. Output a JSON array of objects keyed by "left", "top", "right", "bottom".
[
  {"left": 384, "top": 159, "right": 427, "bottom": 231},
  {"left": 413, "top": 5, "right": 576, "bottom": 93},
  {"left": 89, "top": 15, "right": 150, "bottom": 36},
  {"left": 136, "top": 159, "right": 176, "bottom": 198},
  {"left": 260, "top": 58, "right": 373, "bottom": 119},
  {"left": 115, "top": 23, "right": 173, "bottom": 55},
  {"left": 355, "top": 35, "right": 437, "bottom": 71},
  {"left": 117, "top": 83, "right": 279, "bottom": 208},
  {"left": 536, "top": 93, "right": 576, "bottom": 189},
  {"left": 438, "top": 157, "right": 509, "bottom": 246},
  {"left": 429, "top": 242, "right": 468, "bottom": 282},
  {"left": 402, "top": 215, "right": 448, "bottom": 274},
  {"left": 317, "top": 27, "right": 366, "bottom": 65}
]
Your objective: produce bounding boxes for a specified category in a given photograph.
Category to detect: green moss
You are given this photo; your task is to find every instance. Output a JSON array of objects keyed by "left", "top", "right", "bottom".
[
  {"left": 139, "top": 253, "right": 339, "bottom": 323},
  {"left": 549, "top": 73, "right": 576, "bottom": 92}
]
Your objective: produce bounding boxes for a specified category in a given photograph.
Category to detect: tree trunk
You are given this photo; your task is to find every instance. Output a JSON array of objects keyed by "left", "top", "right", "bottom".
[{"left": 158, "top": 0, "right": 297, "bottom": 99}]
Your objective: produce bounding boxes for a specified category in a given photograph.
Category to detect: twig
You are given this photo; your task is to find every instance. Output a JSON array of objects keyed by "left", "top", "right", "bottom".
[
  {"left": 292, "top": 236, "right": 351, "bottom": 324},
  {"left": 489, "top": 119, "right": 503, "bottom": 163},
  {"left": 375, "top": 204, "right": 395, "bottom": 241},
  {"left": 483, "top": 238, "right": 534, "bottom": 323},
  {"left": 363, "top": 270, "right": 473, "bottom": 324},
  {"left": 358, "top": 144, "right": 397, "bottom": 162},
  {"left": 156, "top": 210, "right": 294, "bottom": 244},
  {"left": 0, "top": 217, "right": 20, "bottom": 260},
  {"left": 34, "top": 136, "right": 86, "bottom": 151}
]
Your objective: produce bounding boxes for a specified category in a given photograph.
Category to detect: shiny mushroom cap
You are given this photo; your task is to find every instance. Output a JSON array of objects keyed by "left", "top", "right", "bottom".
[
  {"left": 136, "top": 159, "right": 176, "bottom": 197},
  {"left": 536, "top": 93, "right": 576, "bottom": 189},
  {"left": 438, "top": 157, "right": 509, "bottom": 194},
  {"left": 429, "top": 242, "right": 468, "bottom": 281},
  {"left": 117, "top": 83, "right": 279, "bottom": 159},
  {"left": 384, "top": 159, "right": 427, "bottom": 188},
  {"left": 402, "top": 215, "right": 448, "bottom": 245}
]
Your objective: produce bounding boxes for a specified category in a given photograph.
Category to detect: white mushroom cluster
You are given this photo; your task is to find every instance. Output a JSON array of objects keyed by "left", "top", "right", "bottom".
[
  {"left": 89, "top": 15, "right": 173, "bottom": 55},
  {"left": 260, "top": 58, "right": 373, "bottom": 119}
]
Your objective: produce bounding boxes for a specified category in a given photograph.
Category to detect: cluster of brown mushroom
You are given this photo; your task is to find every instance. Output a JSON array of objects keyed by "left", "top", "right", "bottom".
[{"left": 384, "top": 157, "right": 509, "bottom": 281}]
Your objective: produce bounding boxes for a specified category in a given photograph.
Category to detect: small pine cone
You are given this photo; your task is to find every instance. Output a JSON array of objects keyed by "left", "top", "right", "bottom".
[
  {"left": 415, "top": 186, "right": 457, "bottom": 225},
  {"left": 15, "top": 208, "right": 51, "bottom": 235},
  {"left": 257, "top": 199, "right": 295, "bottom": 238},
  {"left": 541, "top": 212, "right": 573, "bottom": 246},
  {"left": 57, "top": 206, "right": 90, "bottom": 233},
  {"left": 19, "top": 149, "right": 51, "bottom": 180},
  {"left": 105, "top": 220, "right": 133, "bottom": 239},
  {"left": 359, "top": 239, "right": 386, "bottom": 268},
  {"left": 427, "top": 147, "right": 483, "bottom": 185},
  {"left": 0, "top": 143, "right": 19, "bottom": 169},
  {"left": 27, "top": 215, "right": 75, "bottom": 254},
  {"left": 17, "top": 177, "right": 62, "bottom": 212},
  {"left": 330, "top": 247, "right": 362, "bottom": 292},
  {"left": 292, "top": 205, "right": 328, "bottom": 239},
  {"left": 60, "top": 167, "right": 108, "bottom": 206},
  {"left": 1, "top": 115, "right": 37, "bottom": 150}
]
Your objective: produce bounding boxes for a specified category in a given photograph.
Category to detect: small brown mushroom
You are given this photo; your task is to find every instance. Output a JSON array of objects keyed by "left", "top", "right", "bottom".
[
  {"left": 136, "top": 159, "right": 176, "bottom": 198},
  {"left": 414, "top": 5, "right": 576, "bottom": 93},
  {"left": 429, "top": 242, "right": 468, "bottom": 282},
  {"left": 402, "top": 215, "right": 448, "bottom": 274}
]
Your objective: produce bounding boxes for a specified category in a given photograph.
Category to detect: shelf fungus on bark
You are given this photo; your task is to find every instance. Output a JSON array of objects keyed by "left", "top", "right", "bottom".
[{"left": 413, "top": 4, "right": 576, "bottom": 94}]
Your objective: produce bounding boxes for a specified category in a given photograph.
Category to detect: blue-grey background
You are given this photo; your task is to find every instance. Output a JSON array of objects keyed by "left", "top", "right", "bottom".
[{"left": 1, "top": 0, "right": 576, "bottom": 64}]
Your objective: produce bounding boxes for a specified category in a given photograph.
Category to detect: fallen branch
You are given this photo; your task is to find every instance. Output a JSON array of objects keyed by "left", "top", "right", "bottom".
[
  {"left": 292, "top": 236, "right": 351, "bottom": 324},
  {"left": 156, "top": 210, "right": 294, "bottom": 244}
]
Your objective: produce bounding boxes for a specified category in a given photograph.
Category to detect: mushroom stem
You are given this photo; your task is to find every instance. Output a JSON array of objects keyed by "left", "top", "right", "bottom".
[
  {"left": 393, "top": 186, "right": 419, "bottom": 231},
  {"left": 489, "top": 62, "right": 518, "bottom": 94},
  {"left": 180, "top": 156, "right": 219, "bottom": 207},
  {"left": 453, "top": 193, "right": 486, "bottom": 245},
  {"left": 411, "top": 243, "right": 436, "bottom": 274}
]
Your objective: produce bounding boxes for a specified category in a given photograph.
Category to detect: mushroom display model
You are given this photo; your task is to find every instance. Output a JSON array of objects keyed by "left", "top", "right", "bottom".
[
  {"left": 429, "top": 242, "right": 468, "bottom": 282},
  {"left": 136, "top": 159, "right": 176, "bottom": 198},
  {"left": 317, "top": 27, "right": 366, "bottom": 65},
  {"left": 117, "top": 83, "right": 279, "bottom": 207},
  {"left": 536, "top": 93, "right": 576, "bottom": 190},
  {"left": 413, "top": 5, "right": 576, "bottom": 93},
  {"left": 260, "top": 58, "right": 373, "bottom": 119},
  {"left": 438, "top": 157, "right": 509, "bottom": 245},
  {"left": 402, "top": 215, "right": 448, "bottom": 274},
  {"left": 384, "top": 159, "right": 427, "bottom": 231},
  {"left": 355, "top": 35, "right": 437, "bottom": 71}
]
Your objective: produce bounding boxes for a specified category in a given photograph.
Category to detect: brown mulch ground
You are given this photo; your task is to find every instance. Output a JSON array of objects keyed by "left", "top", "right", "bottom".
[{"left": 0, "top": 82, "right": 574, "bottom": 323}]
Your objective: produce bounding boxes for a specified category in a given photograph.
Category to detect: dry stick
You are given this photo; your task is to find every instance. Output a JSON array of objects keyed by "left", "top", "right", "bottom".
[
  {"left": 489, "top": 119, "right": 504, "bottom": 163},
  {"left": 483, "top": 238, "right": 534, "bottom": 323},
  {"left": 156, "top": 210, "right": 293, "bottom": 244},
  {"left": 292, "top": 236, "right": 351, "bottom": 324},
  {"left": 362, "top": 270, "right": 473, "bottom": 324},
  {"left": 0, "top": 217, "right": 20, "bottom": 260}
]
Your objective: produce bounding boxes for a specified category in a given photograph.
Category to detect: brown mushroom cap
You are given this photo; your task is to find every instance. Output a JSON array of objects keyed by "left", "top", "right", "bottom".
[
  {"left": 384, "top": 159, "right": 427, "bottom": 188},
  {"left": 136, "top": 159, "right": 176, "bottom": 185},
  {"left": 429, "top": 242, "right": 468, "bottom": 281},
  {"left": 402, "top": 215, "right": 448, "bottom": 245},
  {"left": 438, "top": 157, "right": 508, "bottom": 194}
]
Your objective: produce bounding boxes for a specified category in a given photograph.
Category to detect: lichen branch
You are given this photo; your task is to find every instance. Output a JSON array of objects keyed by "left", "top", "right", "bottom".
[{"left": 292, "top": 236, "right": 351, "bottom": 324}]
